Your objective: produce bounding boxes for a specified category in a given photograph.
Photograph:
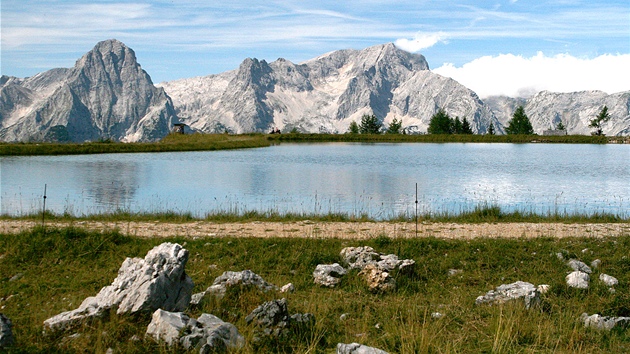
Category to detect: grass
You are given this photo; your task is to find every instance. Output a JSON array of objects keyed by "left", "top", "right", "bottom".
[
  {"left": 1, "top": 133, "right": 622, "bottom": 156},
  {"left": 0, "top": 133, "right": 271, "bottom": 156},
  {"left": 1, "top": 226, "right": 629, "bottom": 352},
  {"left": 5, "top": 204, "right": 628, "bottom": 224}
]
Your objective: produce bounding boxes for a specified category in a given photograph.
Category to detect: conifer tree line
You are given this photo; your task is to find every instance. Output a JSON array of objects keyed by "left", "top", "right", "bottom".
[{"left": 427, "top": 109, "right": 473, "bottom": 134}]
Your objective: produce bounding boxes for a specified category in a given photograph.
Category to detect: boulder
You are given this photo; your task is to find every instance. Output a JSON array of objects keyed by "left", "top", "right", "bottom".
[
  {"left": 581, "top": 313, "right": 630, "bottom": 331},
  {"left": 566, "top": 271, "right": 589, "bottom": 289},
  {"left": 475, "top": 281, "right": 541, "bottom": 309},
  {"left": 358, "top": 264, "right": 396, "bottom": 293},
  {"left": 191, "top": 270, "right": 278, "bottom": 305},
  {"left": 313, "top": 263, "right": 347, "bottom": 287},
  {"left": 146, "top": 309, "right": 244, "bottom": 352},
  {"left": 599, "top": 274, "right": 618, "bottom": 287},
  {"left": 0, "top": 314, "right": 14, "bottom": 348},
  {"left": 245, "top": 298, "right": 314, "bottom": 340},
  {"left": 337, "top": 342, "right": 389, "bottom": 354},
  {"left": 567, "top": 259, "right": 592, "bottom": 274},
  {"left": 340, "top": 246, "right": 415, "bottom": 272},
  {"left": 44, "top": 243, "right": 194, "bottom": 332}
]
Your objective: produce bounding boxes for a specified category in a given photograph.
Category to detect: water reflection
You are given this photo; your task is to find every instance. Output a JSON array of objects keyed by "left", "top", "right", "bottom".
[{"left": 1, "top": 143, "right": 629, "bottom": 218}]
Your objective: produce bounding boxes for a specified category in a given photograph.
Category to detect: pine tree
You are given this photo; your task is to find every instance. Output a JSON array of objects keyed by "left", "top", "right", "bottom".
[
  {"left": 347, "top": 121, "right": 359, "bottom": 134},
  {"left": 461, "top": 117, "right": 473, "bottom": 134},
  {"left": 453, "top": 117, "right": 463, "bottom": 134},
  {"left": 488, "top": 122, "right": 495, "bottom": 135},
  {"left": 506, "top": 106, "right": 534, "bottom": 135},
  {"left": 589, "top": 106, "right": 610, "bottom": 136},
  {"left": 386, "top": 118, "right": 402, "bottom": 134},
  {"left": 556, "top": 121, "right": 565, "bottom": 131},
  {"left": 359, "top": 114, "right": 382, "bottom": 134},
  {"left": 428, "top": 109, "right": 452, "bottom": 134}
]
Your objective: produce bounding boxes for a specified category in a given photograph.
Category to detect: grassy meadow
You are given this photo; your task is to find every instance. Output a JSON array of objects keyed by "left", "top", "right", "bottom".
[
  {"left": 1, "top": 132, "right": 622, "bottom": 156},
  {"left": 1, "top": 226, "right": 629, "bottom": 353}
]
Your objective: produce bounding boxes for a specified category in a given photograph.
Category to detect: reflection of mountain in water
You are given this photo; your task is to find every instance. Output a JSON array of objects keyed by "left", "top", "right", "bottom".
[{"left": 75, "top": 161, "right": 139, "bottom": 210}]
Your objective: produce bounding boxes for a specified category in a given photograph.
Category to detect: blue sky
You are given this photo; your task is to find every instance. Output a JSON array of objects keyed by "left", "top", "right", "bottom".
[{"left": 2, "top": 0, "right": 629, "bottom": 97}]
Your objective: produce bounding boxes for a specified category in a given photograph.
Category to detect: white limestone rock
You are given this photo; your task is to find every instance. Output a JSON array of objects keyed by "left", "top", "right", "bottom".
[
  {"left": 581, "top": 313, "right": 630, "bottom": 331},
  {"left": 567, "top": 259, "right": 592, "bottom": 274},
  {"left": 337, "top": 342, "right": 389, "bottom": 354},
  {"left": 340, "top": 246, "right": 415, "bottom": 273},
  {"left": 599, "top": 274, "right": 618, "bottom": 287},
  {"left": 475, "top": 281, "right": 541, "bottom": 309},
  {"left": 280, "top": 283, "right": 295, "bottom": 293},
  {"left": 44, "top": 243, "right": 194, "bottom": 332},
  {"left": 191, "top": 270, "right": 278, "bottom": 304},
  {"left": 591, "top": 259, "right": 602, "bottom": 269},
  {"left": 358, "top": 264, "right": 396, "bottom": 293},
  {"left": 146, "top": 309, "right": 244, "bottom": 352},
  {"left": 313, "top": 263, "right": 347, "bottom": 287},
  {"left": 566, "top": 271, "right": 590, "bottom": 289}
]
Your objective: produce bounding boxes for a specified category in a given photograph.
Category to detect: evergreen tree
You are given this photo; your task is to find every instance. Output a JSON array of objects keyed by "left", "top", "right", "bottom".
[
  {"left": 453, "top": 117, "right": 463, "bottom": 134},
  {"left": 347, "top": 121, "right": 359, "bottom": 134},
  {"left": 359, "top": 114, "right": 382, "bottom": 134},
  {"left": 556, "top": 121, "right": 565, "bottom": 131},
  {"left": 488, "top": 122, "right": 495, "bottom": 135},
  {"left": 589, "top": 106, "right": 610, "bottom": 136},
  {"left": 386, "top": 118, "right": 402, "bottom": 134},
  {"left": 506, "top": 106, "right": 534, "bottom": 135},
  {"left": 461, "top": 117, "right": 473, "bottom": 134},
  {"left": 427, "top": 109, "right": 452, "bottom": 134}
]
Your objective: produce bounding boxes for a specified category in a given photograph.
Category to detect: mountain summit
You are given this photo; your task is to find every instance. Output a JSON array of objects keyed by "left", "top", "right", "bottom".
[
  {"left": 159, "top": 43, "right": 499, "bottom": 134},
  {"left": 0, "top": 39, "right": 177, "bottom": 142}
]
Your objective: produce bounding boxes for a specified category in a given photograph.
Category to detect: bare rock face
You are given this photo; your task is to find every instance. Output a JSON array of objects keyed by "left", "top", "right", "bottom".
[
  {"left": 146, "top": 309, "right": 244, "bottom": 352},
  {"left": 475, "top": 281, "right": 541, "bottom": 309},
  {"left": 581, "top": 313, "right": 630, "bottom": 331},
  {"left": 191, "top": 270, "right": 278, "bottom": 304},
  {"left": 44, "top": 242, "right": 193, "bottom": 332},
  {"left": 566, "top": 271, "right": 590, "bottom": 289},
  {"left": 486, "top": 90, "right": 630, "bottom": 136},
  {"left": 313, "top": 263, "right": 347, "bottom": 287},
  {"left": 0, "top": 39, "right": 178, "bottom": 142},
  {"left": 0, "top": 314, "right": 14, "bottom": 348},
  {"left": 160, "top": 43, "right": 500, "bottom": 134},
  {"left": 337, "top": 342, "right": 389, "bottom": 354}
]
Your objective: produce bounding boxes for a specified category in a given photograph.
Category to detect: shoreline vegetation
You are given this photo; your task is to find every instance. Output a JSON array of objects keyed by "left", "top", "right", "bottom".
[
  {"left": 1, "top": 226, "right": 629, "bottom": 352},
  {"left": 3, "top": 204, "right": 629, "bottom": 224},
  {"left": 1, "top": 132, "right": 627, "bottom": 156}
]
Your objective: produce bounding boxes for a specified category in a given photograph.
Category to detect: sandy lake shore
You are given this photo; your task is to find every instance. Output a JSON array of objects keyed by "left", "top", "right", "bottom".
[{"left": 1, "top": 220, "right": 629, "bottom": 239}]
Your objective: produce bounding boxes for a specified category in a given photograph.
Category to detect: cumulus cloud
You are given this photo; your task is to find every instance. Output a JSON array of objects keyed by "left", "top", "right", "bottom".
[
  {"left": 395, "top": 33, "right": 447, "bottom": 53},
  {"left": 432, "top": 52, "right": 630, "bottom": 98}
]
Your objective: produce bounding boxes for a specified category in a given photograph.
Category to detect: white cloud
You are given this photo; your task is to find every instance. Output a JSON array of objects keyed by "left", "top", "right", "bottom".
[
  {"left": 432, "top": 52, "right": 630, "bottom": 98},
  {"left": 395, "top": 33, "right": 446, "bottom": 53}
]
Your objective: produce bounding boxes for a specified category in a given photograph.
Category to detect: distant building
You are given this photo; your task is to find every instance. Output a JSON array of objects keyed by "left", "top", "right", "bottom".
[
  {"left": 543, "top": 129, "right": 567, "bottom": 136},
  {"left": 172, "top": 123, "right": 187, "bottom": 134}
]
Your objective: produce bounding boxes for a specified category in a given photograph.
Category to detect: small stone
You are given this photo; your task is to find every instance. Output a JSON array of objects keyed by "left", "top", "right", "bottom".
[
  {"left": 591, "top": 259, "right": 602, "bottom": 269},
  {"left": 281, "top": 283, "right": 295, "bottom": 293},
  {"left": 9, "top": 273, "right": 23, "bottom": 282},
  {"left": 599, "top": 274, "right": 618, "bottom": 287},
  {"left": 581, "top": 313, "right": 630, "bottom": 331},
  {"left": 0, "top": 314, "right": 14, "bottom": 348},
  {"left": 340, "top": 313, "right": 348, "bottom": 321},
  {"left": 556, "top": 252, "right": 565, "bottom": 261},
  {"left": 581, "top": 248, "right": 589, "bottom": 254},
  {"left": 448, "top": 269, "right": 463, "bottom": 276},
  {"left": 567, "top": 259, "right": 592, "bottom": 274},
  {"left": 566, "top": 271, "right": 589, "bottom": 289},
  {"left": 537, "top": 284, "right": 550, "bottom": 294},
  {"left": 192, "top": 270, "right": 278, "bottom": 304},
  {"left": 609, "top": 288, "right": 616, "bottom": 294},
  {"left": 337, "top": 342, "right": 389, "bottom": 354},
  {"left": 431, "top": 312, "right": 444, "bottom": 319},
  {"left": 475, "top": 281, "right": 540, "bottom": 309}
]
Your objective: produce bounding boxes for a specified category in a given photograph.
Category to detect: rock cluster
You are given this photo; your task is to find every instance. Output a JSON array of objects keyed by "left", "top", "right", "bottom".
[
  {"left": 475, "top": 281, "right": 541, "bottom": 309},
  {"left": 146, "top": 309, "right": 244, "bottom": 352},
  {"left": 191, "top": 269, "right": 277, "bottom": 304},
  {"left": 337, "top": 342, "right": 389, "bottom": 354},
  {"left": 245, "top": 298, "right": 315, "bottom": 341},
  {"left": 44, "top": 243, "right": 194, "bottom": 331},
  {"left": 314, "top": 246, "right": 415, "bottom": 293},
  {"left": 0, "top": 314, "right": 14, "bottom": 348}
]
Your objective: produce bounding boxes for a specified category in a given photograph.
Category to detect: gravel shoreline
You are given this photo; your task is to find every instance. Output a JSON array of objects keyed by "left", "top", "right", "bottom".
[{"left": 2, "top": 220, "right": 629, "bottom": 239}]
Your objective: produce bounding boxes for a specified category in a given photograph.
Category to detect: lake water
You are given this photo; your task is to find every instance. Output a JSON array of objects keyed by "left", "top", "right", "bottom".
[{"left": 1, "top": 143, "right": 629, "bottom": 219}]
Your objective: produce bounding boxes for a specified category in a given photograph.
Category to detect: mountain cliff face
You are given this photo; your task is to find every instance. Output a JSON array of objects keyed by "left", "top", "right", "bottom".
[
  {"left": 0, "top": 39, "right": 177, "bottom": 142},
  {"left": 159, "top": 43, "right": 501, "bottom": 134},
  {"left": 485, "top": 91, "right": 630, "bottom": 136}
]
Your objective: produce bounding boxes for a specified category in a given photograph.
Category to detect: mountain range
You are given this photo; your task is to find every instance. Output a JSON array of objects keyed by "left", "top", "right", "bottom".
[{"left": 1, "top": 39, "right": 628, "bottom": 142}]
